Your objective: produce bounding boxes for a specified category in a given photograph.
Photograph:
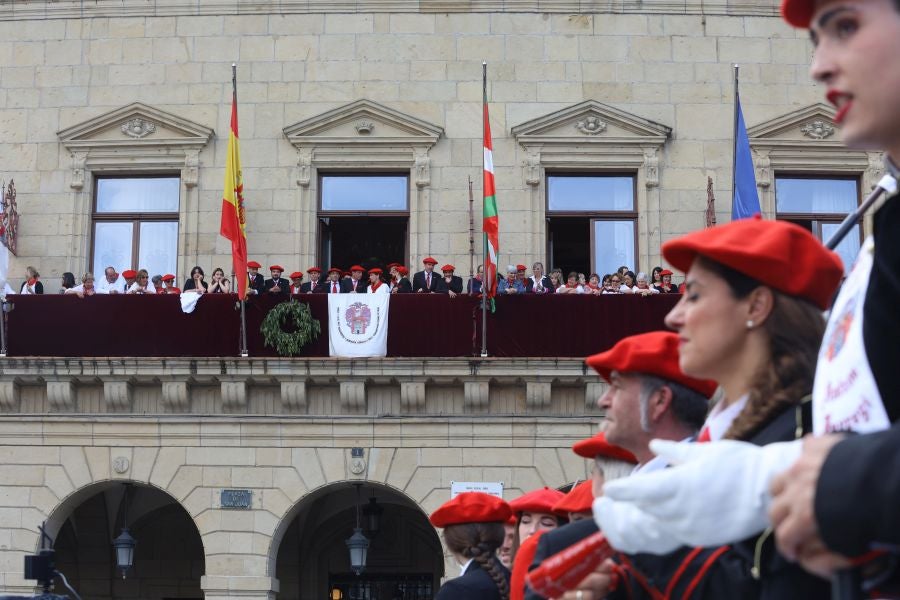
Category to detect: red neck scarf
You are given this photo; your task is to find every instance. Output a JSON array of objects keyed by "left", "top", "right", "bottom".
[{"left": 370, "top": 280, "right": 382, "bottom": 291}]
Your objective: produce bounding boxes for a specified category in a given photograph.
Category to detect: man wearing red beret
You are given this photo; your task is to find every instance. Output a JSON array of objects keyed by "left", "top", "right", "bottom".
[
  {"left": 246, "top": 261, "right": 265, "bottom": 296},
  {"left": 300, "top": 267, "right": 322, "bottom": 294},
  {"left": 341, "top": 265, "right": 367, "bottom": 294},
  {"left": 436, "top": 264, "right": 463, "bottom": 297},
  {"left": 264, "top": 265, "right": 289, "bottom": 296},
  {"left": 288, "top": 272, "right": 303, "bottom": 295},
  {"left": 413, "top": 257, "right": 441, "bottom": 293},
  {"left": 319, "top": 267, "right": 343, "bottom": 295}
]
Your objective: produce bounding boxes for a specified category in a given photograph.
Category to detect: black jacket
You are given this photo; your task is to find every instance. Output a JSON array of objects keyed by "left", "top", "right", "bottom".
[
  {"left": 299, "top": 280, "right": 322, "bottom": 294},
  {"left": 435, "top": 275, "right": 464, "bottom": 294},
  {"left": 248, "top": 273, "right": 265, "bottom": 295},
  {"left": 817, "top": 423, "right": 900, "bottom": 556},
  {"left": 340, "top": 277, "right": 367, "bottom": 293},
  {"left": 524, "top": 276, "right": 554, "bottom": 294},
  {"left": 413, "top": 270, "right": 441, "bottom": 293},
  {"left": 263, "top": 277, "right": 290, "bottom": 296},
  {"left": 436, "top": 558, "right": 510, "bottom": 600},
  {"left": 468, "top": 278, "right": 483, "bottom": 294},
  {"left": 390, "top": 278, "right": 412, "bottom": 294}
]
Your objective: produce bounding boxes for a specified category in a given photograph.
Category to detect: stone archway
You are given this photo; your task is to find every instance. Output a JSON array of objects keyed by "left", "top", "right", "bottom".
[
  {"left": 48, "top": 481, "right": 205, "bottom": 600},
  {"left": 272, "top": 481, "right": 443, "bottom": 600}
]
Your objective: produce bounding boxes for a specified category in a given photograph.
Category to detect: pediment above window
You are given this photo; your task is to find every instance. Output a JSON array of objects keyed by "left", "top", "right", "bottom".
[
  {"left": 283, "top": 99, "right": 444, "bottom": 187},
  {"left": 748, "top": 103, "right": 842, "bottom": 146},
  {"left": 283, "top": 99, "right": 443, "bottom": 148},
  {"left": 57, "top": 102, "right": 214, "bottom": 189},
  {"left": 512, "top": 100, "right": 671, "bottom": 148}
]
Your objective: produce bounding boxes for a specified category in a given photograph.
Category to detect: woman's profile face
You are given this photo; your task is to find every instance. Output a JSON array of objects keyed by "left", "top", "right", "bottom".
[
  {"left": 624, "top": 274, "right": 634, "bottom": 287},
  {"left": 665, "top": 260, "right": 753, "bottom": 381}
]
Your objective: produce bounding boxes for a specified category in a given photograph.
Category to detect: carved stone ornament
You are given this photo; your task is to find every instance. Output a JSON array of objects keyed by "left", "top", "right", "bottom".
[
  {"left": 414, "top": 149, "right": 431, "bottom": 188},
  {"left": 113, "top": 456, "right": 130, "bottom": 474},
  {"left": 120, "top": 118, "right": 157, "bottom": 139},
  {"left": 524, "top": 151, "right": 541, "bottom": 187},
  {"left": 350, "top": 458, "right": 366, "bottom": 474},
  {"left": 355, "top": 120, "right": 375, "bottom": 135},
  {"left": 70, "top": 151, "right": 87, "bottom": 190},
  {"left": 296, "top": 150, "right": 312, "bottom": 188},
  {"left": 575, "top": 115, "right": 607, "bottom": 135},
  {"left": 643, "top": 148, "right": 660, "bottom": 188},
  {"left": 800, "top": 120, "right": 835, "bottom": 140}
]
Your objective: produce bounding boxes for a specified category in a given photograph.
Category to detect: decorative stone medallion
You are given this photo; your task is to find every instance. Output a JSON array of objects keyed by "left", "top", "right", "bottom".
[
  {"left": 121, "top": 118, "right": 157, "bottom": 139},
  {"left": 575, "top": 115, "right": 607, "bottom": 135},
  {"left": 800, "top": 120, "right": 835, "bottom": 140}
]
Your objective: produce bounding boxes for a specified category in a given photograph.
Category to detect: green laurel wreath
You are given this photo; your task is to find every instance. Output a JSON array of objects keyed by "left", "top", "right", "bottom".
[{"left": 260, "top": 300, "right": 321, "bottom": 356}]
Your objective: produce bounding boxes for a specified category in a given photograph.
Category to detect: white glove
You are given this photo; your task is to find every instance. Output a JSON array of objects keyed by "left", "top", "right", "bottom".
[
  {"left": 596, "top": 438, "right": 803, "bottom": 551},
  {"left": 593, "top": 496, "right": 684, "bottom": 555}
]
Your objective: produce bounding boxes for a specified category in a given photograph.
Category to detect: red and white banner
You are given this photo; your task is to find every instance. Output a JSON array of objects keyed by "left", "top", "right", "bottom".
[{"left": 328, "top": 293, "right": 390, "bottom": 357}]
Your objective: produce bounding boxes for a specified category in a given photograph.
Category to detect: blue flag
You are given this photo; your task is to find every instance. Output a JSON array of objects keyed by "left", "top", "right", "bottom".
[{"left": 732, "top": 98, "right": 761, "bottom": 220}]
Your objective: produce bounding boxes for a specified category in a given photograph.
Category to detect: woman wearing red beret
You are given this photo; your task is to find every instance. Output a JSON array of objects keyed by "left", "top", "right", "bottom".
[
  {"left": 653, "top": 269, "right": 678, "bottom": 294},
  {"left": 507, "top": 487, "right": 566, "bottom": 600},
  {"left": 430, "top": 492, "right": 512, "bottom": 600},
  {"left": 596, "top": 218, "right": 845, "bottom": 599}
]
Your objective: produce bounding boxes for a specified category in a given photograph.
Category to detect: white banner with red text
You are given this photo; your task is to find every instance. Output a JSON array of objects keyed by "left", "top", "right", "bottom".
[{"left": 328, "top": 293, "right": 390, "bottom": 357}]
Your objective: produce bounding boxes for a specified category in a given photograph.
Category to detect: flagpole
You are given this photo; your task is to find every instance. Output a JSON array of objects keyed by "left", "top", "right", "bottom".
[
  {"left": 481, "top": 62, "right": 489, "bottom": 358},
  {"left": 233, "top": 62, "right": 249, "bottom": 358},
  {"left": 731, "top": 64, "right": 739, "bottom": 208}
]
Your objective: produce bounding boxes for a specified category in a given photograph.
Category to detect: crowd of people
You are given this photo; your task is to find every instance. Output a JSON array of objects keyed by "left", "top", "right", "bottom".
[{"left": 16, "top": 259, "right": 683, "bottom": 300}]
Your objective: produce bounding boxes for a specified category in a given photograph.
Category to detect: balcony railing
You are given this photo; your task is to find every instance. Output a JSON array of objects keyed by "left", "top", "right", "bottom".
[{"left": 4, "top": 293, "right": 678, "bottom": 358}]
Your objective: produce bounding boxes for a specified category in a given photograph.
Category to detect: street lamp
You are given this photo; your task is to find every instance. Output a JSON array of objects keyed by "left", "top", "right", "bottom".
[
  {"left": 345, "top": 484, "right": 369, "bottom": 576},
  {"left": 112, "top": 528, "right": 136, "bottom": 579},
  {"left": 113, "top": 484, "right": 137, "bottom": 579}
]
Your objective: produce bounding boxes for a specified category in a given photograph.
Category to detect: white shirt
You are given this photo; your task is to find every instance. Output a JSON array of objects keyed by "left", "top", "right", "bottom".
[
  {"left": 459, "top": 558, "right": 475, "bottom": 575},
  {"left": 367, "top": 282, "right": 389, "bottom": 294},
  {"left": 96, "top": 276, "right": 124, "bottom": 294},
  {"left": 127, "top": 282, "right": 151, "bottom": 294},
  {"left": 632, "top": 285, "right": 659, "bottom": 295},
  {"left": 618, "top": 284, "right": 634, "bottom": 294},
  {"left": 556, "top": 284, "right": 583, "bottom": 294},
  {"left": 701, "top": 395, "right": 748, "bottom": 441},
  {"left": 632, "top": 436, "right": 694, "bottom": 475},
  {"left": 65, "top": 284, "right": 93, "bottom": 295}
]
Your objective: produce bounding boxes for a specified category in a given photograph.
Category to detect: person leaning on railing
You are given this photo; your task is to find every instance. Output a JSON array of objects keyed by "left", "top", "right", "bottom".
[{"left": 64, "top": 272, "right": 97, "bottom": 298}]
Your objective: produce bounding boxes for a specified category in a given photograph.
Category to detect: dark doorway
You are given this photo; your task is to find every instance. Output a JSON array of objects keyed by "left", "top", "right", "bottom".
[
  {"left": 547, "top": 217, "right": 590, "bottom": 276},
  {"left": 319, "top": 216, "right": 408, "bottom": 271},
  {"left": 328, "top": 573, "right": 433, "bottom": 600}
]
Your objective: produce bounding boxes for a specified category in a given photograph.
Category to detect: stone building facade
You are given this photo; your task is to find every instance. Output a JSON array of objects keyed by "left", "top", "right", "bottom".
[{"left": 0, "top": 1, "right": 880, "bottom": 599}]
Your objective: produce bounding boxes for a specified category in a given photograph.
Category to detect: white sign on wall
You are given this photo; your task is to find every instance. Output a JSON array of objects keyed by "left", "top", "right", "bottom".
[{"left": 450, "top": 481, "right": 504, "bottom": 498}]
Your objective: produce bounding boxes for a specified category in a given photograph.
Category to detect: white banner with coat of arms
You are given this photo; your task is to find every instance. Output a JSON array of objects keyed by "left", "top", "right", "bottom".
[{"left": 328, "top": 293, "right": 390, "bottom": 357}]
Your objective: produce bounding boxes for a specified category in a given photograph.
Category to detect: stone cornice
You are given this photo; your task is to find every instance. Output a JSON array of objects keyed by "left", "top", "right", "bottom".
[{"left": 0, "top": 0, "right": 782, "bottom": 20}]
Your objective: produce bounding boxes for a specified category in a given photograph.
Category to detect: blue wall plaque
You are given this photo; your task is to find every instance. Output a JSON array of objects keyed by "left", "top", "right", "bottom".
[{"left": 221, "top": 489, "right": 252, "bottom": 509}]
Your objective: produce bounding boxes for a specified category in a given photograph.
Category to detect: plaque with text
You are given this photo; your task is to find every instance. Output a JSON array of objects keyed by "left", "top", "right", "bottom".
[{"left": 221, "top": 489, "right": 252, "bottom": 509}]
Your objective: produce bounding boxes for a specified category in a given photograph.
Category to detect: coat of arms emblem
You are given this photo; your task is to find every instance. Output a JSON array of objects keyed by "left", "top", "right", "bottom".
[{"left": 344, "top": 302, "right": 372, "bottom": 335}]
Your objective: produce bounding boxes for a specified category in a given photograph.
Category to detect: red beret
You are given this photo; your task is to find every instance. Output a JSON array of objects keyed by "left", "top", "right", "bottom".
[
  {"left": 506, "top": 513, "right": 518, "bottom": 526},
  {"left": 387, "top": 262, "right": 400, "bottom": 269},
  {"left": 289, "top": 272, "right": 303, "bottom": 280},
  {"left": 349, "top": 265, "right": 365, "bottom": 272},
  {"left": 662, "top": 217, "right": 843, "bottom": 310},
  {"left": 508, "top": 487, "right": 566, "bottom": 516},
  {"left": 122, "top": 269, "right": 136, "bottom": 279},
  {"left": 369, "top": 267, "right": 383, "bottom": 275},
  {"left": 781, "top": 0, "right": 814, "bottom": 27},
  {"left": 162, "top": 274, "right": 175, "bottom": 282},
  {"left": 429, "top": 492, "right": 512, "bottom": 528},
  {"left": 441, "top": 264, "right": 455, "bottom": 272},
  {"left": 572, "top": 431, "right": 639, "bottom": 463},
  {"left": 398, "top": 266, "right": 409, "bottom": 276},
  {"left": 552, "top": 481, "right": 595, "bottom": 516},
  {"left": 328, "top": 267, "right": 342, "bottom": 275},
  {"left": 307, "top": 267, "right": 321, "bottom": 274},
  {"left": 659, "top": 269, "right": 673, "bottom": 276},
  {"left": 585, "top": 331, "right": 719, "bottom": 398},
  {"left": 269, "top": 265, "right": 284, "bottom": 272},
  {"left": 516, "top": 264, "right": 527, "bottom": 271},
  {"left": 423, "top": 256, "right": 438, "bottom": 265},
  {"left": 247, "top": 261, "right": 261, "bottom": 269}
]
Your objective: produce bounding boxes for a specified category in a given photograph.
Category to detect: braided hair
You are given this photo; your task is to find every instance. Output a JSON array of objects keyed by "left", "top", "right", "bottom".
[
  {"left": 696, "top": 257, "right": 825, "bottom": 441},
  {"left": 443, "top": 522, "right": 510, "bottom": 600}
]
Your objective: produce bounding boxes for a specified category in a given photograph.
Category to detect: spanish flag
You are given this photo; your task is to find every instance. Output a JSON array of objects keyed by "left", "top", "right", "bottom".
[{"left": 220, "top": 66, "right": 248, "bottom": 300}]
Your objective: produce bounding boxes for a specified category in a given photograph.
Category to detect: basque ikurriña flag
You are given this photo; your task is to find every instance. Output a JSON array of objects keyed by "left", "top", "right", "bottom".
[
  {"left": 219, "top": 69, "right": 249, "bottom": 300},
  {"left": 483, "top": 70, "right": 499, "bottom": 302}
]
